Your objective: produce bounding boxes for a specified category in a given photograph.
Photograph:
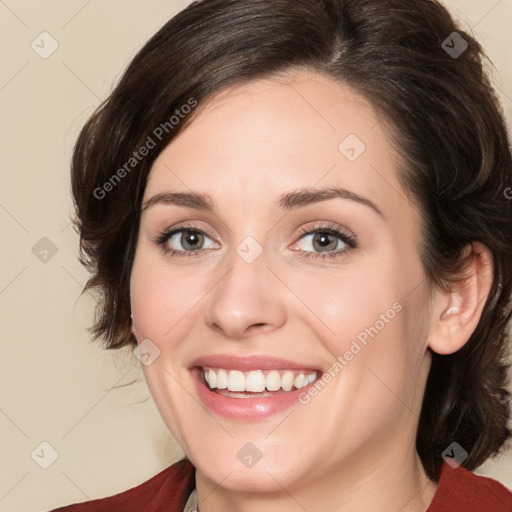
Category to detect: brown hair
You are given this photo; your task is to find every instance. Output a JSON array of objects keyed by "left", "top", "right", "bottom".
[{"left": 71, "top": 0, "right": 512, "bottom": 481}]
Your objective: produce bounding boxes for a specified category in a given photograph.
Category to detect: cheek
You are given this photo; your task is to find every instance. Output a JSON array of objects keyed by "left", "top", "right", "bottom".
[
  {"left": 288, "top": 264, "right": 405, "bottom": 351},
  {"left": 288, "top": 263, "right": 425, "bottom": 415},
  {"left": 130, "top": 254, "right": 209, "bottom": 342}
]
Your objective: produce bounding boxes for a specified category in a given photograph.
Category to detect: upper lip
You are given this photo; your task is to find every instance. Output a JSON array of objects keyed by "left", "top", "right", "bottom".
[{"left": 189, "top": 354, "right": 321, "bottom": 372}]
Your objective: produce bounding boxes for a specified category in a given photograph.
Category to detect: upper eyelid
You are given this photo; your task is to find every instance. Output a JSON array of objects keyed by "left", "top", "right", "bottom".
[{"left": 165, "top": 224, "right": 219, "bottom": 243}]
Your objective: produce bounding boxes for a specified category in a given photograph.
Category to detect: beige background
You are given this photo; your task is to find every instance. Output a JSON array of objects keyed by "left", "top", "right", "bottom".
[{"left": 1, "top": 0, "right": 511, "bottom": 510}]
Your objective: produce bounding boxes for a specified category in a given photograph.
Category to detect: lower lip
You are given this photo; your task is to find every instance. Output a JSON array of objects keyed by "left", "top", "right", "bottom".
[{"left": 191, "top": 368, "right": 318, "bottom": 420}]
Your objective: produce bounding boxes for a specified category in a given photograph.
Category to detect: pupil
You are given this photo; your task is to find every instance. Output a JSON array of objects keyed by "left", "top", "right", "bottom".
[
  {"left": 183, "top": 230, "right": 202, "bottom": 250},
  {"left": 314, "top": 233, "right": 335, "bottom": 251}
]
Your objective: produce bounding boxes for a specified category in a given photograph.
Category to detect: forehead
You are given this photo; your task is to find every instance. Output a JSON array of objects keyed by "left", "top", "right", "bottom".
[{"left": 145, "top": 69, "right": 414, "bottom": 224}]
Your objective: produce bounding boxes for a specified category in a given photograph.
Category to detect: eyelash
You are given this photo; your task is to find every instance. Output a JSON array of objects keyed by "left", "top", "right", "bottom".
[{"left": 153, "top": 222, "right": 358, "bottom": 261}]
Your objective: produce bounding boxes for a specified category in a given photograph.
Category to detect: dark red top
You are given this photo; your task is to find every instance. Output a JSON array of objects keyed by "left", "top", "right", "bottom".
[{"left": 50, "top": 458, "right": 512, "bottom": 511}]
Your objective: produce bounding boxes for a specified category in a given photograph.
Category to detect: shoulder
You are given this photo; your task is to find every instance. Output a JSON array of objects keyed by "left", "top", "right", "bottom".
[
  {"left": 49, "top": 458, "right": 195, "bottom": 512},
  {"left": 427, "top": 461, "right": 512, "bottom": 512}
]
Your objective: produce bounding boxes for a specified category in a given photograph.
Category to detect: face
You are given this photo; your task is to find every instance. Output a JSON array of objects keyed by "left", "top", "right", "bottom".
[{"left": 130, "top": 69, "right": 435, "bottom": 493}]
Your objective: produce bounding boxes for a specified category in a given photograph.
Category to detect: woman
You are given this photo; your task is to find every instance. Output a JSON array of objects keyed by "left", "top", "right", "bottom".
[{"left": 52, "top": 0, "right": 512, "bottom": 510}]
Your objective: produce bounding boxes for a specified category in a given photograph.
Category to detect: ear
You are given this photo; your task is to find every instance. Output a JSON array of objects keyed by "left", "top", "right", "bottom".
[{"left": 427, "top": 241, "right": 493, "bottom": 355}]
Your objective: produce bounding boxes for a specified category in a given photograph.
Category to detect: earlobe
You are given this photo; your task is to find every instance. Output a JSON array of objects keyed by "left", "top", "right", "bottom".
[{"left": 427, "top": 242, "right": 493, "bottom": 355}]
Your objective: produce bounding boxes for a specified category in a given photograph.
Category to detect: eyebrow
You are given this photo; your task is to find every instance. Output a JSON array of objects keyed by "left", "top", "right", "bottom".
[{"left": 140, "top": 187, "right": 383, "bottom": 217}]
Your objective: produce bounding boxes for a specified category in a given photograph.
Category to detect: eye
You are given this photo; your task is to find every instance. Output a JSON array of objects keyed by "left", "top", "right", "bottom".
[
  {"left": 153, "top": 221, "right": 357, "bottom": 260},
  {"left": 154, "top": 224, "right": 219, "bottom": 257},
  {"left": 291, "top": 223, "right": 357, "bottom": 260}
]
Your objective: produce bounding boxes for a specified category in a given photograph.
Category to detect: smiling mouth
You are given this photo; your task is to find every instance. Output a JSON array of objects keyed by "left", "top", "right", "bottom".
[{"left": 199, "top": 367, "right": 320, "bottom": 398}]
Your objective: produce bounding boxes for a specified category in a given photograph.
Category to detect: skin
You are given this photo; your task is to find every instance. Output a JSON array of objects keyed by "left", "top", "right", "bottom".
[{"left": 129, "top": 69, "right": 493, "bottom": 512}]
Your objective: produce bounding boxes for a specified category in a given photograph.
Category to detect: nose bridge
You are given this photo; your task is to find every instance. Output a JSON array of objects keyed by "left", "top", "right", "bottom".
[{"left": 205, "top": 238, "right": 285, "bottom": 337}]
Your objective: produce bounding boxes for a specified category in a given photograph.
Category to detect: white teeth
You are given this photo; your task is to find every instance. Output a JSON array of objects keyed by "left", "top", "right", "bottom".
[
  {"left": 203, "top": 368, "right": 318, "bottom": 393},
  {"left": 281, "top": 371, "right": 294, "bottom": 392},
  {"left": 245, "top": 370, "right": 266, "bottom": 392},
  {"left": 216, "top": 369, "right": 228, "bottom": 389},
  {"left": 266, "top": 370, "right": 281, "bottom": 391},
  {"left": 227, "top": 370, "right": 245, "bottom": 392},
  {"left": 306, "top": 372, "right": 316, "bottom": 384},
  {"left": 294, "top": 373, "right": 306, "bottom": 389},
  {"left": 208, "top": 368, "right": 216, "bottom": 388}
]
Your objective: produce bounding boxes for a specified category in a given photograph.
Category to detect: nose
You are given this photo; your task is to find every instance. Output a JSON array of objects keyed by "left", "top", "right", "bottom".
[{"left": 204, "top": 246, "right": 287, "bottom": 339}]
